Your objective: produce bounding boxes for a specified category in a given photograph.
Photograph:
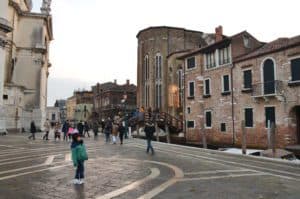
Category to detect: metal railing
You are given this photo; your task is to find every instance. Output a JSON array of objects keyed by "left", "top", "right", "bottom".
[{"left": 251, "top": 80, "right": 284, "bottom": 97}]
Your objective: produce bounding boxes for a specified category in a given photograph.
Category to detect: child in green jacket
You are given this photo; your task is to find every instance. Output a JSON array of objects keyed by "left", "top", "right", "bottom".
[{"left": 71, "top": 133, "right": 88, "bottom": 184}]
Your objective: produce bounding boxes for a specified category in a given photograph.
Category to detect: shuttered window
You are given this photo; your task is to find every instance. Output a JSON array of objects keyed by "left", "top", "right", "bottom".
[
  {"left": 205, "top": 111, "right": 212, "bottom": 128},
  {"left": 265, "top": 107, "right": 276, "bottom": 127},
  {"left": 223, "top": 75, "right": 230, "bottom": 92},
  {"left": 187, "top": 57, "right": 196, "bottom": 69},
  {"left": 189, "top": 82, "right": 195, "bottom": 97},
  {"left": 291, "top": 58, "right": 300, "bottom": 81},
  {"left": 221, "top": 123, "right": 226, "bottom": 132},
  {"left": 243, "top": 70, "right": 252, "bottom": 89},
  {"left": 245, "top": 108, "right": 253, "bottom": 127},
  {"left": 205, "top": 79, "right": 211, "bottom": 95},
  {"left": 187, "top": 121, "right": 195, "bottom": 128}
]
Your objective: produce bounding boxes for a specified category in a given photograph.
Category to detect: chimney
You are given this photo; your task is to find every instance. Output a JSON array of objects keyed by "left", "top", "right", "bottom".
[
  {"left": 126, "top": 79, "right": 130, "bottom": 85},
  {"left": 114, "top": 79, "right": 117, "bottom": 84},
  {"left": 215, "top": 25, "right": 223, "bottom": 42}
]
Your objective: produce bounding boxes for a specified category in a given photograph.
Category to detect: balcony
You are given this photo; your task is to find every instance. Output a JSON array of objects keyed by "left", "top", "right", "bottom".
[
  {"left": 0, "top": 17, "right": 13, "bottom": 33},
  {"left": 251, "top": 80, "right": 285, "bottom": 101}
]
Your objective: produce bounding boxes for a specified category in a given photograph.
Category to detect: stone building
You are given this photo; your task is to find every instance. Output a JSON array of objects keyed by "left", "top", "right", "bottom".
[
  {"left": 54, "top": 99, "right": 67, "bottom": 123},
  {"left": 46, "top": 106, "right": 60, "bottom": 125},
  {"left": 0, "top": 0, "right": 53, "bottom": 131},
  {"left": 92, "top": 80, "right": 137, "bottom": 120},
  {"left": 180, "top": 27, "right": 263, "bottom": 146},
  {"left": 66, "top": 91, "right": 93, "bottom": 122},
  {"left": 233, "top": 36, "right": 300, "bottom": 148},
  {"left": 136, "top": 26, "right": 215, "bottom": 119}
]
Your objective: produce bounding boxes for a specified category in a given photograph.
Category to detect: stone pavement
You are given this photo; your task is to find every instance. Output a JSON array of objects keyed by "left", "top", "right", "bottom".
[{"left": 0, "top": 133, "right": 299, "bottom": 199}]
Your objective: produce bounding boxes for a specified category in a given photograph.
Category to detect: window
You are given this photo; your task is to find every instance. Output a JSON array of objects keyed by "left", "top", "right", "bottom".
[
  {"left": 3, "top": 95, "right": 8, "bottom": 100},
  {"left": 187, "top": 107, "right": 191, "bottom": 114},
  {"left": 205, "top": 52, "right": 216, "bottom": 69},
  {"left": 205, "top": 111, "right": 212, "bottom": 128},
  {"left": 188, "top": 82, "right": 195, "bottom": 97},
  {"left": 222, "top": 75, "right": 230, "bottom": 93},
  {"left": 265, "top": 107, "right": 275, "bottom": 128},
  {"left": 187, "top": 57, "right": 196, "bottom": 69},
  {"left": 219, "top": 47, "right": 230, "bottom": 65},
  {"left": 51, "top": 113, "right": 56, "bottom": 121},
  {"left": 221, "top": 123, "right": 226, "bottom": 132},
  {"left": 155, "top": 84, "right": 162, "bottom": 109},
  {"left": 243, "top": 70, "right": 252, "bottom": 89},
  {"left": 291, "top": 58, "right": 300, "bottom": 81},
  {"left": 245, "top": 108, "right": 253, "bottom": 127},
  {"left": 187, "top": 121, "right": 195, "bottom": 128},
  {"left": 145, "top": 85, "right": 149, "bottom": 107},
  {"left": 144, "top": 55, "right": 149, "bottom": 81},
  {"left": 204, "top": 79, "right": 211, "bottom": 96},
  {"left": 178, "top": 69, "right": 183, "bottom": 104},
  {"left": 243, "top": 35, "right": 250, "bottom": 48},
  {"left": 155, "top": 54, "right": 162, "bottom": 79}
]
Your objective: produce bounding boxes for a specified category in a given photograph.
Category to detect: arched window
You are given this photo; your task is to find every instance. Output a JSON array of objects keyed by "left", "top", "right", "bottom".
[
  {"left": 155, "top": 53, "right": 162, "bottom": 79},
  {"left": 144, "top": 55, "right": 149, "bottom": 81},
  {"left": 155, "top": 53, "right": 162, "bottom": 109},
  {"left": 262, "top": 58, "right": 276, "bottom": 95}
]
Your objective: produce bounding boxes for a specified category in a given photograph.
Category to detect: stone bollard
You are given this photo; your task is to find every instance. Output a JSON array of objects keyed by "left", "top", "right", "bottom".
[{"left": 241, "top": 120, "right": 247, "bottom": 155}]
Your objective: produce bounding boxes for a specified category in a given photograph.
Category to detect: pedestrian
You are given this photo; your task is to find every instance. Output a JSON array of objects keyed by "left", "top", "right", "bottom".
[
  {"left": 104, "top": 118, "right": 112, "bottom": 143},
  {"left": 83, "top": 121, "right": 90, "bottom": 137},
  {"left": 77, "top": 121, "right": 84, "bottom": 136},
  {"left": 112, "top": 122, "right": 118, "bottom": 144},
  {"left": 43, "top": 119, "right": 50, "bottom": 140},
  {"left": 62, "top": 120, "right": 69, "bottom": 141},
  {"left": 118, "top": 122, "right": 126, "bottom": 145},
  {"left": 28, "top": 121, "right": 36, "bottom": 140},
  {"left": 71, "top": 133, "right": 88, "bottom": 185},
  {"left": 144, "top": 108, "right": 155, "bottom": 155},
  {"left": 54, "top": 122, "right": 61, "bottom": 141},
  {"left": 92, "top": 121, "right": 99, "bottom": 138},
  {"left": 101, "top": 119, "right": 105, "bottom": 133}
]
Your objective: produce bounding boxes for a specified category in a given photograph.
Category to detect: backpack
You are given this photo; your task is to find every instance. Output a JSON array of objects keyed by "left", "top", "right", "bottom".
[{"left": 77, "top": 144, "right": 88, "bottom": 161}]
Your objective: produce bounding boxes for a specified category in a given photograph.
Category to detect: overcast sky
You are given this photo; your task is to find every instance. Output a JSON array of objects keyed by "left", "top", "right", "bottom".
[{"left": 32, "top": 0, "right": 299, "bottom": 106}]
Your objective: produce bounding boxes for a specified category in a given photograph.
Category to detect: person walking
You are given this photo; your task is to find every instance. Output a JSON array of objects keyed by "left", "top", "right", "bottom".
[
  {"left": 54, "top": 122, "right": 61, "bottom": 141},
  {"left": 144, "top": 108, "right": 155, "bottom": 155},
  {"left": 62, "top": 120, "right": 70, "bottom": 141},
  {"left": 77, "top": 121, "right": 84, "bottom": 136},
  {"left": 28, "top": 121, "right": 36, "bottom": 140},
  {"left": 43, "top": 119, "right": 50, "bottom": 140},
  {"left": 118, "top": 122, "right": 126, "bottom": 145},
  {"left": 71, "top": 133, "right": 88, "bottom": 185},
  {"left": 92, "top": 121, "right": 99, "bottom": 138},
  {"left": 83, "top": 121, "right": 90, "bottom": 137},
  {"left": 112, "top": 121, "right": 118, "bottom": 144},
  {"left": 104, "top": 118, "right": 112, "bottom": 143}
]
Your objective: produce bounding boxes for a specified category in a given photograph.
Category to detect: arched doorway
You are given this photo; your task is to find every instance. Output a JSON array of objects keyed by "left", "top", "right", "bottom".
[{"left": 263, "top": 59, "right": 275, "bottom": 95}]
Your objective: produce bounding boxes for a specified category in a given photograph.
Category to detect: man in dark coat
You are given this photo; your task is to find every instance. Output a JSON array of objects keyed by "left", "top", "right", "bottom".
[
  {"left": 77, "top": 121, "right": 84, "bottom": 136},
  {"left": 28, "top": 121, "right": 36, "bottom": 140},
  {"left": 144, "top": 108, "right": 155, "bottom": 155},
  {"left": 62, "top": 120, "right": 70, "bottom": 141}
]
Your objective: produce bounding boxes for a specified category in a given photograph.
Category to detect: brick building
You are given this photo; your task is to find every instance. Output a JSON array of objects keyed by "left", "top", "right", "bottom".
[
  {"left": 179, "top": 26, "right": 300, "bottom": 149},
  {"left": 136, "top": 26, "right": 215, "bottom": 119},
  {"left": 91, "top": 80, "right": 136, "bottom": 120}
]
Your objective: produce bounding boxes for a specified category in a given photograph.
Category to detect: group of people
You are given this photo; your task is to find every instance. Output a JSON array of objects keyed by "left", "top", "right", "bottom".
[{"left": 103, "top": 114, "right": 127, "bottom": 145}]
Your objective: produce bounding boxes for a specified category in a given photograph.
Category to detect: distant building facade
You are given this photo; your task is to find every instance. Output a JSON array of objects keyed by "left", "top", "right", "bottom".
[
  {"left": 54, "top": 99, "right": 67, "bottom": 123},
  {"left": 0, "top": 0, "right": 53, "bottom": 132},
  {"left": 66, "top": 91, "right": 93, "bottom": 122},
  {"left": 136, "top": 26, "right": 215, "bottom": 119},
  {"left": 92, "top": 80, "right": 137, "bottom": 120},
  {"left": 46, "top": 106, "right": 60, "bottom": 125}
]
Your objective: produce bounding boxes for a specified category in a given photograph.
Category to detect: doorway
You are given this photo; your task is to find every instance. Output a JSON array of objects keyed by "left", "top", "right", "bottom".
[{"left": 263, "top": 59, "right": 275, "bottom": 95}]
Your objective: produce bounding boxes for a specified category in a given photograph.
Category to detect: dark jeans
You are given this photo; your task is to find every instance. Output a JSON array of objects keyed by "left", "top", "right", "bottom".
[
  {"left": 105, "top": 132, "right": 110, "bottom": 143},
  {"left": 28, "top": 133, "right": 35, "bottom": 140},
  {"left": 146, "top": 138, "right": 154, "bottom": 154},
  {"left": 43, "top": 131, "right": 49, "bottom": 140},
  {"left": 75, "top": 161, "right": 84, "bottom": 180},
  {"left": 119, "top": 132, "right": 124, "bottom": 144},
  {"left": 63, "top": 132, "right": 68, "bottom": 141}
]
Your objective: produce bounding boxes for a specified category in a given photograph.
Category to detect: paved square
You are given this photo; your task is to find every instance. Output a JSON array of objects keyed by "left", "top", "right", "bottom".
[{"left": 0, "top": 133, "right": 299, "bottom": 199}]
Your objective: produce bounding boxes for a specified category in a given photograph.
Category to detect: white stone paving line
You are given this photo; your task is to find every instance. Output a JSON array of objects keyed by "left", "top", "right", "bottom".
[
  {"left": 184, "top": 169, "right": 253, "bottom": 175},
  {"left": 0, "top": 144, "right": 25, "bottom": 149},
  {"left": 179, "top": 173, "right": 269, "bottom": 182},
  {"left": 96, "top": 168, "right": 160, "bottom": 199},
  {"left": 130, "top": 144, "right": 300, "bottom": 182},
  {"left": 44, "top": 155, "right": 55, "bottom": 165},
  {"left": 0, "top": 154, "right": 62, "bottom": 166}
]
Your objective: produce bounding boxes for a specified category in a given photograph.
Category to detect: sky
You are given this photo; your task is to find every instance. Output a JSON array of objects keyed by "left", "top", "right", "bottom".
[{"left": 32, "top": 0, "right": 300, "bottom": 106}]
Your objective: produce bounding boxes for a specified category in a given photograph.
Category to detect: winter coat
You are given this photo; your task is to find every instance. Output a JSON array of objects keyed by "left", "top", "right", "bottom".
[
  {"left": 104, "top": 121, "right": 112, "bottom": 132},
  {"left": 71, "top": 141, "right": 88, "bottom": 166},
  {"left": 144, "top": 125, "right": 155, "bottom": 139},
  {"left": 118, "top": 125, "right": 126, "bottom": 135},
  {"left": 62, "top": 122, "right": 69, "bottom": 133},
  {"left": 30, "top": 122, "right": 36, "bottom": 133},
  {"left": 44, "top": 121, "right": 50, "bottom": 131},
  {"left": 77, "top": 123, "right": 84, "bottom": 133},
  {"left": 112, "top": 124, "right": 118, "bottom": 136}
]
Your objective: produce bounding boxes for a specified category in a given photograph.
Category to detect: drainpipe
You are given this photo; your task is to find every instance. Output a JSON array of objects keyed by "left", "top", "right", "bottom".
[
  {"left": 231, "top": 63, "right": 235, "bottom": 146},
  {"left": 183, "top": 60, "right": 186, "bottom": 138}
]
